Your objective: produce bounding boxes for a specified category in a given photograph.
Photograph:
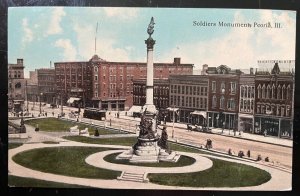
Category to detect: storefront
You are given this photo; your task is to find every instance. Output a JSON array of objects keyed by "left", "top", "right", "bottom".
[
  {"left": 238, "top": 113, "right": 254, "bottom": 133},
  {"left": 254, "top": 116, "right": 292, "bottom": 138},
  {"left": 208, "top": 111, "right": 237, "bottom": 130}
]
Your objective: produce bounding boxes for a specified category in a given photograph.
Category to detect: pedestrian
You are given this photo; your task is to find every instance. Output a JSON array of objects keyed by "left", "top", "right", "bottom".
[
  {"left": 264, "top": 130, "right": 267, "bottom": 137},
  {"left": 228, "top": 148, "right": 233, "bottom": 155},
  {"left": 247, "top": 150, "right": 251, "bottom": 158},
  {"left": 45, "top": 112, "right": 47, "bottom": 117},
  {"left": 238, "top": 150, "right": 245, "bottom": 158},
  {"left": 205, "top": 139, "right": 212, "bottom": 149},
  {"left": 94, "top": 128, "right": 99, "bottom": 137},
  {"left": 221, "top": 121, "right": 225, "bottom": 134},
  {"left": 257, "top": 154, "right": 262, "bottom": 161},
  {"left": 52, "top": 112, "right": 54, "bottom": 116},
  {"left": 265, "top": 157, "right": 269, "bottom": 162}
]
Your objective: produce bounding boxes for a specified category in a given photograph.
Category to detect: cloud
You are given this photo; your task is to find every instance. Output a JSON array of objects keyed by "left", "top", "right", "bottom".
[
  {"left": 73, "top": 22, "right": 130, "bottom": 61},
  {"left": 158, "top": 10, "right": 296, "bottom": 72},
  {"left": 103, "top": 7, "right": 138, "bottom": 19},
  {"left": 54, "top": 39, "right": 77, "bottom": 61},
  {"left": 45, "top": 7, "right": 66, "bottom": 36},
  {"left": 21, "top": 18, "right": 33, "bottom": 45}
]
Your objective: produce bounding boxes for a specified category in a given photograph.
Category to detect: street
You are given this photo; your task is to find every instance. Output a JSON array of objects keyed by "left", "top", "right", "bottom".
[{"left": 14, "top": 102, "right": 293, "bottom": 169}]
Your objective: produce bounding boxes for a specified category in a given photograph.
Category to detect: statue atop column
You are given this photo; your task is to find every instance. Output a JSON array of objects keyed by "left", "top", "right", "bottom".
[{"left": 147, "top": 17, "right": 155, "bottom": 37}]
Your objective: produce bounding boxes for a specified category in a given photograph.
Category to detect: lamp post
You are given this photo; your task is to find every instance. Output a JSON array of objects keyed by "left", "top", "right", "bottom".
[
  {"left": 172, "top": 106, "right": 176, "bottom": 138},
  {"left": 39, "top": 92, "right": 43, "bottom": 114}
]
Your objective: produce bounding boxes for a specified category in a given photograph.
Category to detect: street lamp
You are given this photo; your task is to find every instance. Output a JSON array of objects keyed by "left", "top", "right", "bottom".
[{"left": 39, "top": 92, "right": 43, "bottom": 115}]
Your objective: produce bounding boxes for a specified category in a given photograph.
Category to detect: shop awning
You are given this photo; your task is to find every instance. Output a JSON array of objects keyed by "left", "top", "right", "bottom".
[
  {"left": 166, "top": 107, "right": 179, "bottom": 112},
  {"left": 239, "top": 113, "right": 253, "bottom": 118},
  {"left": 128, "top": 105, "right": 143, "bottom": 113},
  {"left": 67, "top": 97, "right": 81, "bottom": 104},
  {"left": 190, "top": 111, "right": 207, "bottom": 118}
]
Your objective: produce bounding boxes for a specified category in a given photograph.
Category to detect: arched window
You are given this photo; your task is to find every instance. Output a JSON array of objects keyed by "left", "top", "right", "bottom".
[
  {"left": 241, "top": 86, "right": 244, "bottom": 98},
  {"left": 287, "top": 85, "right": 291, "bottom": 100},
  {"left": 212, "top": 95, "right": 217, "bottom": 108},
  {"left": 220, "top": 96, "right": 225, "bottom": 109},
  {"left": 282, "top": 85, "right": 286, "bottom": 100},
  {"left": 262, "top": 85, "right": 266, "bottom": 99},
  {"left": 272, "top": 84, "right": 275, "bottom": 99},
  {"left": 257, "top": 84, "right": 261, "bottom": 99},
  {"left": 277, "top": 85, "right": 281, "bottom": 100},
  {"left": 267, "top": 85, "right": 271, "bottom": 99}
]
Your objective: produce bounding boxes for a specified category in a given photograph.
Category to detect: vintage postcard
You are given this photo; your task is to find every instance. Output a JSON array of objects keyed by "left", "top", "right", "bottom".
[{"left": 7, "top": 7, "right": 295, "bottom": 191}]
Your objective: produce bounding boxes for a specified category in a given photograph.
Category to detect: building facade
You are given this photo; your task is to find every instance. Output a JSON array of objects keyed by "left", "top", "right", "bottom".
[
  {"left": 207, "top": 65, "right": 242, "bottom": 130},
  {"left": 91, "top": 56, "right": 193, "bottom": 110},
  {"left": 36, "top": 68, "right": 56, "bottom": 104},
  {"left": 133, "top": 78, "right": 169, "bottom": 109},
  {"left": 8, "top": 59, "right": 25, "bottom": 112},
  {"left": 238, "top": 72, "right": 255, "bottom": 133},
  {"left": 169, "top": 75, "right": 208, "bottom": 124},
  {"left": 254, "top": 63, "right": 294, "bottom": 139},
  {"left": 54, "top": 61, "right": 93, "bottom": 108}
]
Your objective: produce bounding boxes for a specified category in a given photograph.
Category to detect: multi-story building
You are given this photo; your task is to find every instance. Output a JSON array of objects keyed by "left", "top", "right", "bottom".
[
  {"left": 254, "top": 63, "right": 294, "bottom": 139},
  {"left": 169, "top": 75, "right": 208, "bottom": 124},
  {"left": 91, "top": 56, "right": 193, "bottom": 110},
  {"left": 8, "top": 59, "right": 25, "bottom": 112},
  {"left": 207, "top": 65, "right": 242, "bottom": 130},
  {"left": 133, "top": 78, "right": 169, "bottom": 110},
  {"left": 36, "top": 68, "right": 56, "bottom": 104},
  {"left": 238, "top": 69, "right": 255, "bottom": 133},
  {"left": 54, "top": 61, "right": 93, "bottom": 108}
]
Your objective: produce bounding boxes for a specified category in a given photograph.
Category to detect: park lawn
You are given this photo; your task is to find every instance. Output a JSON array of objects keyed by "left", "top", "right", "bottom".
[
  {"left": 148, "top": 158, "right": 271, "bottom": 187},
  {"left": 12, "top": 146, "right": 121, "bottom": 179},
  {"left": 8, "top": 143, "right": 23, "bottom": 149},
  {"left": 24, "top": 117, "right": 120, "bottom": 135},
  {"left": 63, "top": 135, "right": 137, "bottom": 146},
  {"left": 104, "top": 152, "right": 195, "bottom": 167},
  {"left": 8, "top": 175, "right": 90, "bottom": 188},
  {"left": 63, "top": 136, "right": 208, "bottom": 154}
]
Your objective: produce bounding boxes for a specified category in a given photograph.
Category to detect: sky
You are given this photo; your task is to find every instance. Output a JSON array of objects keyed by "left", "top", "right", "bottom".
[{"left": 8, "top": 7, "right": 296, "bottom": 78}]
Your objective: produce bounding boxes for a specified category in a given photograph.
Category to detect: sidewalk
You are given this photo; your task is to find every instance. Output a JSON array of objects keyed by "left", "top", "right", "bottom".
[{"left": 118, "top": 114, "right": 293, "bottom": 148}]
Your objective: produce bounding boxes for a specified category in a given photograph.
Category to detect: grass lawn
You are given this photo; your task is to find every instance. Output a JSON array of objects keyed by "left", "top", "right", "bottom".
[
  {"left": 12, "top": 146, "right": 121, "bottom": 179},
  {"left": 8, "top": 175, "right": 90, "bottom": 188},
  {"left": 8, "top": 143, "right": 23, "bottom": 149},
  {"left": 148, "top": 158, "right": 271, "bottom": 187},
  {"left": 25, "top": 118, "right": 121, "bottom": 135},
  {"left": 63, "top": 136, "right": 206, "bottom": 154},
  {"left": 104, "top": 152, "right": 195, "bottom": 167},
  {"left": 63, "top": 135, "right": 138, "bottom": 146}
]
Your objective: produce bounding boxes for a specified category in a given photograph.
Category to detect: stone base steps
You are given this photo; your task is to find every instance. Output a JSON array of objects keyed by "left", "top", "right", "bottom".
[
  {"left": 130, "top": 155, "right": 159, "bottom": 163},
  {"left": 117, "top": 171, "right": 149, "bottom": 183}
]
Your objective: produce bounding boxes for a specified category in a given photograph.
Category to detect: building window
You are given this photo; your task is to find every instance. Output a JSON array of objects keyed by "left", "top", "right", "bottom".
[
  {"left": 240, "top": 99, "right": 243, "bottom": 111},
  {"left": 227, "top": 98, "right": 235, "bottom": 110},
  {"left": 267, "top": 85, "right": 271, "bottom": 99},
  {"left": 220, "top": 96, "right": 225, "bottom": 109},
  {"left": 95, "top": 92, "right": 98, "bottom": 97},
  {"left": 277, "top": 85, "right": 281, "bottom": 99},
  {"left": 287, "top": 85, "right": 291, "bottom": 100},
  {"left": 257, "top": 85, "right": 261, "bottom": 99},
  {"left": 212, "top": 95, "right": 217, "bottom": 108},
  {"left": 220, "top": 82, "right": 225, "bottom": 93},
  {"left": 272, "top": 85, "right": 275, "bottom": 99},
  {"left": 230, "top": 82, "right": 236, "bottom": 94},
  {"left": 282, "top": 85, "right": 286, "bottom": 100},
  {"left": 241, "top": 86, "right": 244, "bottom": 98},
  {"left": 281, "top": 106, "right": 285, "bottom": 117},
  {"left": 262, "top": 85, "right": 266, "bottom": 99},
  {"left": 212, "top": 81, "right": 216, "bottom": 92},
  {"left": 94, "top": 66, "right": 98, "bottom": 72},
  {"left": 257, "top": 105, "right": 260, "bottom": 113},
  {"left": 286, "top": 106, "right": 290, "bottom": 116},
  {"left": 94, "top": 75, "right": 98, "bottom": 81}
]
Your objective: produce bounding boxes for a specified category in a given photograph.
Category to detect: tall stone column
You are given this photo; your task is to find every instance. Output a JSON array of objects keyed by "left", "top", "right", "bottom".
[{"left": 144, "top": 17, "right": 156, "bottom": 114}]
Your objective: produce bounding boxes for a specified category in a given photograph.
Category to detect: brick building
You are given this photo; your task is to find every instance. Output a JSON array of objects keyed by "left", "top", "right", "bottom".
[
  {"left": 8, "top": 59, "right": 25, "bottom": 112},
  {"left": 254, "top": 63, "right": 294, "bottom": 139},
  {"left": 91, "top": 56, "right": 193, "bottom": 110},
  {"left": 36, "top": 68, "right": 56, "bottom": 104},
  {"left": 54, "top": 61, "right": 93, "bottom": 108},
  {"left": 132, "top": 78, "right": 169, "bottom": 109},
  {"left": 238, "top": 70, "right": 255, "bottom": 133},
  {"left": 169, "top": 75, "right": 208, "bottom": 124},
  {"left": 207, "top": 65, "right": 243, "bottom": 130}
]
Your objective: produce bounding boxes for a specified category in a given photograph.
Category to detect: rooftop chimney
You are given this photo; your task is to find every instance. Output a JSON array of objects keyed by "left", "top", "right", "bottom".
[{"left": 174, "top": 57, "right": 181, "bottom": 65}]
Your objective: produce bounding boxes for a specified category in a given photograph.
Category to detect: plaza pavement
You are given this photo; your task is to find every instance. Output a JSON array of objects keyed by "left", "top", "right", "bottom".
[{"left": 7, "top": 118, "right": 292, "bottom": 190}]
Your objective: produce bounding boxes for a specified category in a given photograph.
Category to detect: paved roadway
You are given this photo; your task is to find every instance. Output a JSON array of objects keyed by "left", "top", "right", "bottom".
[{"left": 17, "top": 102, "right": 292, "bottom": 169}]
